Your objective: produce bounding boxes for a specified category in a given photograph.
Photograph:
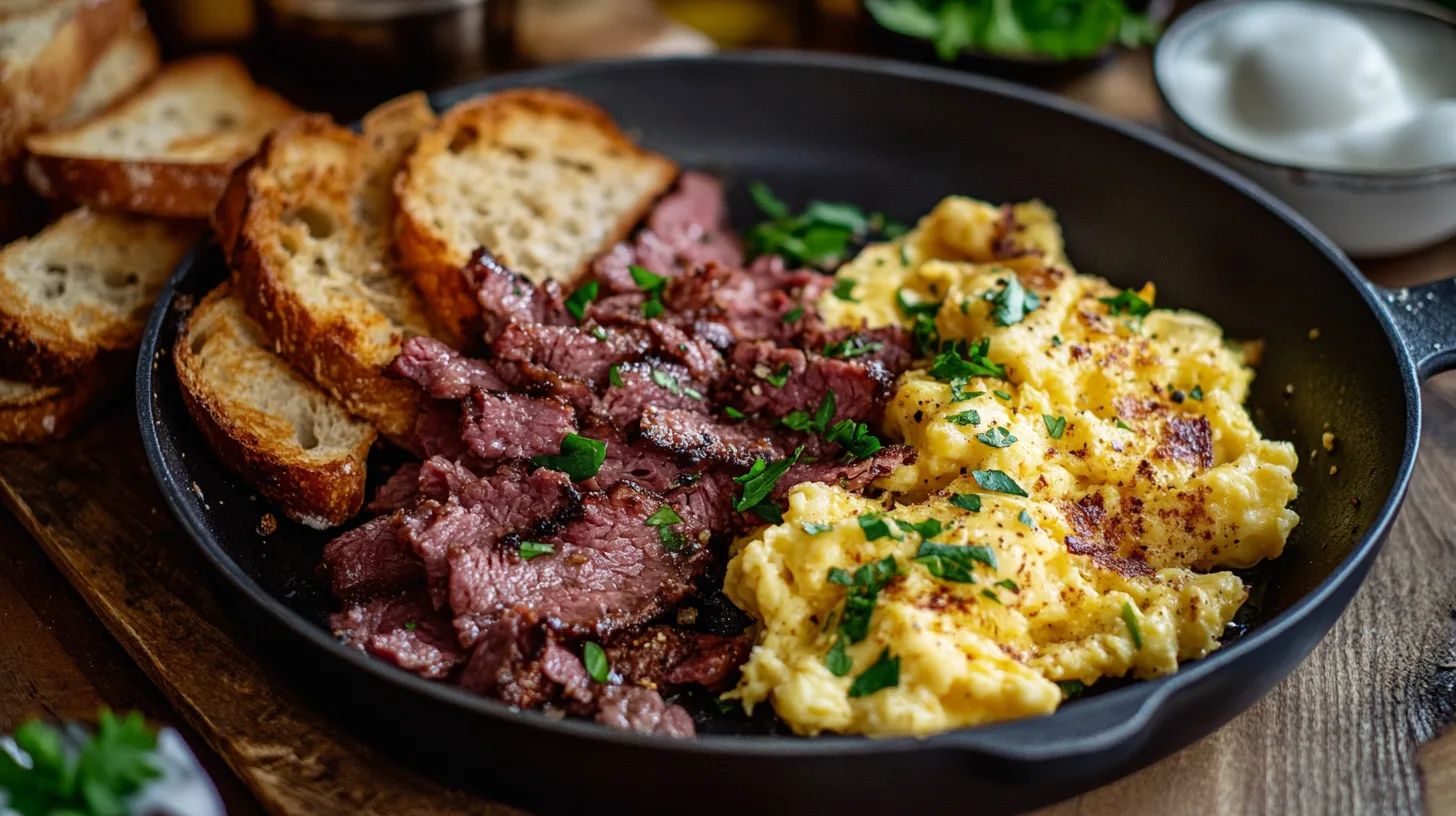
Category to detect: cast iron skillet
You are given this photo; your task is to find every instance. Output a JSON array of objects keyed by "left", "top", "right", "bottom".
[{"left": 137, "top": 52, "right": 1456, "bottom": 815}]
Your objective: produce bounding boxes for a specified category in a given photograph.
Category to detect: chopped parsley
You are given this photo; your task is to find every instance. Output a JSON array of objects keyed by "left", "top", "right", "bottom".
[
  {"left": 928, "top": 337, "right": 1007, "bottom": 382},
  {"left": 724, "top": 407, "right": 748, "bottom": 420},
  {"left": 949, "top": 493, "right": 982, "bottom": 512},
  {"left": 0, "top": 709, "right": 162, "bottom": 816},
  {"left": 847, "top": 648, "right": 900, "bottom": 698},
  {"left": 896, "top": 289, "right": 942, "bottom": 318},
  {"left": 831, "top": 278, "right": 860, "bottom": 302},
  {"left": 782, "top": 305, "right": 805, "bottom": 324},
  {"left": 745, "top": 183, "right": 901, "bottom": 270},
  {"left": 629, "top": 264, "right": 667, "bottom": 318},
  {"left": 1052, "top": 335, "right": 1063, "bottom": 347},
  {"left": 824, "top": 419, "right": 882, "bottom": 460},
  {"left": 825, "top": 633, "right": 853, "bottom": 676},
  {"left": 532, "top": 433, "right": 606, "bottom": 482},
  {"left": 950, "top": 382, "right": 984, "bottom": 402},
  {"left": 1190, "top": 385, "right": 1204, "bottom": 400},
  {"left": 994, "top": 389, "right": 1012, "bottom": 401},
  {"left": 403, "top": 620, "right": 418, "bottom": 631},
  {"left": 829, "top": 555, "right": 898, "bottom": 643},
  {"left": 897, "top": 518, "right": 945, "bottom": 540},
  {"left": 1058, "top": 680, "right": 1086, "bottom": 696},
  {"left": 987, "top": 275, "right": 1041, "bottom": 326},
  {"left": 801, "top": 521, "right": 834, "bottom": 535},
  {"left": 749, "top": 180, "right": 790, "bottom": 219},
  {"left": 782, "top": 390, "right": 836, "bottom": 435},
  {"left": 1043, "top": 414, "right": 1067, "bottom": 439},
  {"left": 608, "top": 364, "right": 624, "bottom": 388},
  {"left": 652, "top": 368, "right": 699, "bottom": 399},
  {"left": 910, "top": 314, "right": 939, "bottom": 357},
  {"left": 1100, "top": 288, "right": 1154, "bottom": 317},
  {"left": 972, "top": 469, "right": 1027, "bottom": 497},
  {"left": 914, "top": 541, "right": 997, "bottom": 582},
  {"left": 976, "top": 427, "right": 1017, "bottom": 448},
  {"left": 519, "top": 541, "right": 555, "bottom": 560},
  {"left": 756, "top": 363, "right": 792, "bottom": 388},
  {"left": 1018, "top": 509, "right": 1037, "bottom": 529},
  {"left": 646, "top": 504, "right": 687, "bottom": 552},
  {"left": 994, "top": 578, "right": 1020, "bottom": 591},
  {"left": 733, "top": 447, "right": 803, "bottom": 517},
  {"left": 564, "top": 280, "right": 599, "bottom": 322},
  {"left": 583, "top": 642, "right": 610, "bottom": 683},
  {"left": 981, "top": 588, "right": 1001, "bottom": 603},
  {"left": 945, "top": 409, "right": 981, "bottom": 426},
  {"left": 590, "top": 325, "right": 609, "bottom": 341},
  {"left": 1116, "top": 419, "right": 1132, "bottom": 430},
  {"left": 1122, "top": 601, "right": 1144, "bottom": 649},
  {"left": 858, "top": 512, "right": 902, "bottom": 542},
  {"left": 822, "top": 334, "right": 883, "bottom": 360}
]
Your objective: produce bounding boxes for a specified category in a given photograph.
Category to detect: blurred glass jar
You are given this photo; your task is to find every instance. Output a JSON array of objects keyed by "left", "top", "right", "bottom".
[{"left": 256, "top": 0, "right": 517, "bottom": 99}]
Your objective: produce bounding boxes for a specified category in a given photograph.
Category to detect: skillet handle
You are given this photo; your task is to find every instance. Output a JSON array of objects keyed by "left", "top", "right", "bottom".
[{"left": 1373, "top": 277, "right": 1456, "bottom": 380}]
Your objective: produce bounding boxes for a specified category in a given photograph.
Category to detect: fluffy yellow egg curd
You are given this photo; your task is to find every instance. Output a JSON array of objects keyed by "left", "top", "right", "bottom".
[{"left": 723, "top": 196, "right": 1300, "bottom": 737}]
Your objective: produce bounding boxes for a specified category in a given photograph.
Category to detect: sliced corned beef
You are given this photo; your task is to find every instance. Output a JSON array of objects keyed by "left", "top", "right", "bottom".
[
  {"left": 775, "top": 444, "right": 917, "bottom": 498},
  {"left": 809, "top": 325, "right": 915, "bottom": 379},
  {"left": 390, "top": 336, "right": 508, "bottom": 398},
  {"left": 460, "top": 389, "right": 576, "bottom": 464},
  {"left": 332, "top": 592, "right": 464, "bottom": 680},
  {"left": 593, "top": 685, "right": 695, "bottom": 739},
  {"left": 639, "top": 407, "right": 785, "bottom": 467},
  {"left": 493, "top": 322, "right": 649, "bottom": 389},
  {"left": 721, "top": 341, "right": 893, "bottom": 424},
  {"left": 605, "top": 625, "right": 753, "bottom": 691},
  {"left": 321, "top": 514, "right": 423, "bottom": 601},
  {"left": 466, "top": 248, "right": 571, "bottom": 340},
  {"left": 595, "top": 361, "right": 709, "bottom": 430}
]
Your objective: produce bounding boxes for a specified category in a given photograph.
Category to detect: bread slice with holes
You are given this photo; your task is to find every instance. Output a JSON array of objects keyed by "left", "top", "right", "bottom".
[
  {"left": 216, "top": 93, "right": 441, "bottom": 445},
  {"left": 394, "top": 89, "right": 678, "bottom": 337},
  {"left": 0, "top": 207, "right": 201, "bottom": 384},
  {"left": 52, "top": 11, "right": 159, "bottom": 129},
  {"left": 25, "top": 55, "right": 300, "bottom": 218},
  {"left": 0, "top": 362, "right": 116, "bottom": 444},
  {"left": 174, "top": 284, "right": 375, "bottom": 529},
  {"left": 0, "top": 0, "right": 135, "bottom": 183}
]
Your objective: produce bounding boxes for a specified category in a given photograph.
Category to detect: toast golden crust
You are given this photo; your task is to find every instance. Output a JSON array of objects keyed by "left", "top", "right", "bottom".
[
  {"left": 218, "top": 103, "right": 439, "bottom": 446},
  {"left": 0, "top": 0, "right": 135, "bottom": 183},
  {"left": 394, "top": 88, "right": 678, "bottom": 338},
  {"left": 0, "top": 361, "right": 117, "bottom": 444},
  {"left": 54, "top": 12, "right": 159, "bottom": 128},
  {"left": 174, "top": 284, "right": 374, "bottom": 529},
  {"left": 24, "top": 54, "right": 300, "bottom": 218}
]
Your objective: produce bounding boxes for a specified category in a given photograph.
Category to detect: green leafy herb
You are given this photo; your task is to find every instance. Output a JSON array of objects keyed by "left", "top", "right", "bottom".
[
  {"left": 987, "top": 275, "right": 1041, "bottom": 326},
  {"left": 866, "top": 0, "right": 1160, "bottom": 63},
  {"left": 749, "top": 181, "right": 790, "bottom": 220},
  {"left": 756, "top": 363, "right": 792, "bottom": 388},
  {"left": 801, "top": 521, "right": 834, "bottom": 535},
  {"left": 1043, "top": 414, "right": 1067, "bottom": 439},
  {"left": 646, "top": 504, "right": 687, "bottom": 551},
  {"left": 831, "top": 555, "right": 899, "bottom": 643},
  {"left": 608, "top": 364, "right": 624, "bottom": 388},
  {"left": 824, "top": 419, "right": 882, "bottom": 460},
  {"left": 590, "top": 325, "right": 609, "bottom": 341},
  {"left": 976, "top": 426, "right": 1017, "bottom": 448},
  {"left": 1100, "top": 288, "right": 1154, "bottom": 317},
  {"left": 858, "top": 512, "right": 903, "bottom": 542},
  {"left": 898, "top": 517, "right": 945, "bottom": 540},
  {"left": 823, "top": 334, "right": 884, "bottom": 359},
  {"left": 847, "top": 648, "right": 900, "bottom": 698},
  {"left": 910, "top": 315, "right": 940, "bottom": 359},
  {"left": 404, "top": 620, "right": 418, "bottom": 631},
  {"left": 1052, "top": 335, "right": 1063, "bottom": 347},
  {"left": 896, "top": 289, "right": 942, "bottom": 318},
  {"left": 651, "top": 368, "right": 686, "bottom": 397},
  {"left": 981, "top": 588, "right": 1002, "bottom": 603},
  {"left": 724, "top": 407, "right": 747, "bottom": 420},
  {"left": 1122, "top": 601, "right": 1144, "bottom": 649},
  {"left": 825, "top": 633, "right": 853, "bottom": 677},
  {"left": 1190, "top": 385, "right": 1204, "bottom": 401},
  {"left": 914, "top": 540, "right": 997, "bottom": 582},
  {"left": 1018, "top": 509, "right": 1037, "bottom": 529},
  {"left": 1058, "top": 679, "right": 1086, "bottom": 696},
  {"left": 994, "top": 389, "right": 1012, "bottom": 401},
  {"left": 584, "top": 642, "right": 610, "bottom": 683},
  {"left": 630, "top": 264, "right": 668, "bottom": 318},
  {"left": 1116, "top": 419, "right": 1132, "bottom": 430},
  {"left": 782, "top": 390, "right": 837, "bottom": 435},
  {"left": 972, "top": 469, "right": 1027, "bottom": 497},
  {"left": 950, "top": 493, "right": 982, "bottom": 512},
  {"left": 928, "top": 337, "right": 1007, "bottom": 382},
  {"left": 945, "top": 409, "right": 981, "bottom": 426},
  {"left": 564, "top": 280, "right": 599, "bottom": 322},
  {"left": 782, "top": 305, "right": 805, "bottom": 324},
  {"left": 994, "top": 578, "right": 1020, "bottom": 591},
  {"left": 531, "top": 433, "right": 606, "bottom": 482},
  {"left": 950, "top": 382, "right": 984, "bottom": 402},
  {"left": 519, "top": 541, "right": 555, "bottom": 560},
  {"left": 0, "top": 709, "right": 162, "bottom": 816},
  {"left": 831, "top": 278, "right": 860, "bottom": 303},
  {"left": 734, "top": 447, "right": 804, "bottom": 514}
]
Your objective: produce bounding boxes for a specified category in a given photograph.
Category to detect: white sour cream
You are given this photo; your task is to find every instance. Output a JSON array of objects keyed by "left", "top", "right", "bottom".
[{"left": 1164, "top": 1, "right": 1456, "bottom": 172}]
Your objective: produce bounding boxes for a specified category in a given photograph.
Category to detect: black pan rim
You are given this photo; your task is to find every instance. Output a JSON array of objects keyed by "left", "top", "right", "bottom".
[{"left": 137, "top": 49, "right": 1423, "bottom": 758}]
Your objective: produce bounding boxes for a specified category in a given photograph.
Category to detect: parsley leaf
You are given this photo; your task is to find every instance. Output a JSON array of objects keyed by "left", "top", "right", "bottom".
[
  {"left": 1190, "top": 385, "right": 1204, "bottom": 400},
  {"left": 783, "top": 390, "right": 837, "bottom": 435},
  {"left": 646, "top": 504, "right": 687, "bottom": 552},
  {"left": 994, "top": 389, "right": 1012, "bottom": 401},
  {"left": 824, "top": 419, "right": 882, "bottom": 460},
  {"left": 928, "top": 337, "right": 1007, "bottom": 381},
  {"left": 823, "top": 334, "right": 883, "bottom": 359},
  {"left": 847, "top": 648, "right": 900, "bottom": 697},
  {"left": 831, "top": 278, "right": 860, "bottom": 302},
  {"left": 532, "top": 434, "right": 606, "bottom": 482},
  {"left": 782, "top": 305, "right": 805, "bottom": 324},
  {"left": 519, "top": 541, "right": 555, "bottom": 560},
  {"left": 584, "top": 642, "right": 610, "bottom": 682},
  {"left": 1116, "top": 419, "right": 1132, "bottom": 430},
  {"left": 945, "top": 409, "right": 980, "bottom": 426},
  {"left": 608, "top": 364, "right": 624, "bottom": 388},
  {"left": 858, "top": 512, "right": 902, "bottom": 541},
  {"left": 972, "top": 469, "right": 1028, "bottom": 497},
  {"left": 564, "top": 281, "right": 599, "bottom": 322},
  {"left": 825, "top": 633, "right": 853, "bottom": 677},
  {"left": 976, "top": 426, "right": 1017, "bottom": 448},
  {"left": 1044, "top": 414, "right": 1067, "bottom": 439},
  {"left": 1052, "top": 335, "right": 1063, "bottom": 347},
  {"left": 898, "top": 518, "right": 945, "bottom": 540},
  {"left": 914, "top": 541, "right": 997, "bottom": 582},
  {"left": 995, "top": 578, "right": 1020, "bottom": 591},
  {"left": 950, "top": 381, "right": 984, "bottom": 402},
  {"left": 950, "top": 493, "right": 982, "bottom": 512},
  {"left": 630, "top": 264, "right": 668, "bottom": 318},
  {"left": 982, "top": 588, "right": 1002, "bottom": 603},
  {"left": 1122, "top": 601, "right": 1144, "bottom": 649},
  {"left": 1058, "top": 679, "right": 1086, "bottom": 696},
  {"left": 756, "top": 363, "right": 792, "bottom": 388},
  {"left": 987, "top": 275, "right": 1041, "bottom": 326},
  {"left": 734, "top": 447, "right": 803, "bottom": 514},
  {"left": 896, "top": 289, "right": 942, "bottom": 318},
  {"left": 831, "top": 555, "right": 898, "bottom": 643},
  {"left": 651, "top": 368, "right": 683, "bottom": 396},
  {"left": 404, "top": 620, "right": 417, "bottom": 631},
  {"left": 1018, "top": 509, "right": 1037, "bottom": 528},
  {"left": 910, "top": 314, "right": 940, "bottom": 357},
  {"left": 801, "top": 521, "right": 834, "bottom": 535},
  {"left": 0, "top": 709, "right": 162, "bottom": 816},
  {"left": 749, "top": 180, "right": 790, "bottom": 220},
  {"left": 1100, "top": 288, "right": 1154, "bottom": 317},
  {"left": 724, "top": 407, "right": 747, "bottom": 420}
]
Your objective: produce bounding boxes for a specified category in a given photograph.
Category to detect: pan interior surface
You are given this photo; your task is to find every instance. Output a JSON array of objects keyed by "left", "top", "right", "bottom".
[{"left": 138, "top": 53, "right": 1415, "bottom": 810}]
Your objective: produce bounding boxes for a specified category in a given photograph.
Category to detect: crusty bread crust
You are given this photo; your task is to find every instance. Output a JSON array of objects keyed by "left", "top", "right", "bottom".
[
  {"left": 394, "top": 89, "right": 678, "bottom": 338},
  {"left": 0, "top": 0, "right": 135, "bottom": 183},
  {"left": 0, "top": 361, "right": 117, "bottom": 444},
  {"left": 24, "top": 54, "right": 300, "bottom": 218},
  {"left": 53, "top": 11, "right": 159, "bottom": 128},
  {"left": 174, "top": 284, "right": 375, "bottom": 528},
  {"left": 216, "top": 98, "right": 439, "bottom": 445}
]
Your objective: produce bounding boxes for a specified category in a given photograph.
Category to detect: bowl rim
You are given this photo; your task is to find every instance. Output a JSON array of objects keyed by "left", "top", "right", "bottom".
[{"left": 1152, "top": 0, "right": 1456, "bottom": 183}]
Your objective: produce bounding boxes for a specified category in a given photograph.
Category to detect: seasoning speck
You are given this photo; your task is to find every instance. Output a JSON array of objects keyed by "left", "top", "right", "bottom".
[{"left": 257, "top": 513, "right": 277, "bottom": 536}]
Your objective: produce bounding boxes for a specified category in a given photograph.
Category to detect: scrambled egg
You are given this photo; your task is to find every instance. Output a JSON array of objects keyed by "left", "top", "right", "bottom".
[{"left": 724, "top": 196, "right": 1300, "bottom": 737}]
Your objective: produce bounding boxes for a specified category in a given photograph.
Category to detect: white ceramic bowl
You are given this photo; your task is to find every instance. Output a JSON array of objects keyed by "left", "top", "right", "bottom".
[{"left": 1153, "top": 0, "right": 1456, "bottom": 258}]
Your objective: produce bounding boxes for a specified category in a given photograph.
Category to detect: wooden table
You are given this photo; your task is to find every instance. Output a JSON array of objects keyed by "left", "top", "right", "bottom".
[{"left": 3, "top": 50, "right": 1455, "bottom": 816}]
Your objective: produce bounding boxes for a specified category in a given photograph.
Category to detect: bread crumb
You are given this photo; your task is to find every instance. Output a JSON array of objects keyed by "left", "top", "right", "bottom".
[
  {"left": 257, "top": 512, "right": 277, "bottom": 536},
  {"left": 1330, "top": 466, "right": 1338, "bottom": 476},
  {"left": 1322, "top": 431, "right": 1335, "bottom": 452},
  {"left": 676, "top": 607, "right": 699, "bottom": 626},
  {"left": 1309, "top": 449, "right": 1319, "bottom": 462},
  {"left": 1308, "top": 328, "right": 1320, "bottom": 339}
]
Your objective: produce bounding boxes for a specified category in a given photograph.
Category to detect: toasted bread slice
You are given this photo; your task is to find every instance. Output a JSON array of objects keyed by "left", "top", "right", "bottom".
[
  {"left": 216, "top": 93, "right": 440, "bottom": 445},
  {"left": 0, "top": 362, "right": 115, "bottom": 444},
  {"left": 0, "top": 207, "right": 201, "bottom": 384},
  {"left": 0, "top": 0, "right": 135, "bottom": 182},
  {"left": 53, "top": 11, "right": 159, "bottom": 128},
  {"left": 174, "top": 284, "right": 375, "bottom": 529},
  {"left": 25, "top": 55, "right": 300, "bottom": 218},
  {"left": 394, "top": 89, "right": 678, "bottom": 337}
]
